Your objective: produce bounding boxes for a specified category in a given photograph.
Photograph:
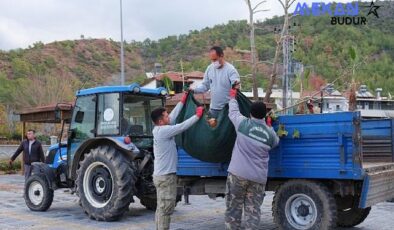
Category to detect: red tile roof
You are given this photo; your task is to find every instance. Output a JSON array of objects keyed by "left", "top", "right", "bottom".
[
  {"left": 155, "top": 71, "right": 204, "bottom": 82},
  {"left": 155, "top": 72, "right": 190, "bottom": 82},
  {"left": 166, "top": 92, "right": 211, "bottom": 106},
  {"left": 185, "top": 71, "right": 204, "bottom": 79},
  {"left": 17, "top": 102, "right": 74, "bottom": 115}
]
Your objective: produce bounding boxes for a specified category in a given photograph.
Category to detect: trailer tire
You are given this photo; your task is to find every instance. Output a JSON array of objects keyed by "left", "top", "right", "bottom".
[
  {"left": 140, "top": 194, "right": 182, "bottom": 211},
  {"left": 140, "top": 196, "right": 157, "bottom": 211},
  {"left": 24, "top": 173, "right": 54, "bottom": 211},
  {"left": 336, "top": 207, "right": 371, "bottom": 227},
  {"left": 272, "top": 180, "right": 337, "bottom": 230},
  {"left": 76, "top": 145, "right": 136, "bottom": 221}
]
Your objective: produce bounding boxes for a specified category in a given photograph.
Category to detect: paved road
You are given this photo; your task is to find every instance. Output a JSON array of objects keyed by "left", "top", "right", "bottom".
[{"left": 1, "top": 174, "right": 394, "bottom": 230}]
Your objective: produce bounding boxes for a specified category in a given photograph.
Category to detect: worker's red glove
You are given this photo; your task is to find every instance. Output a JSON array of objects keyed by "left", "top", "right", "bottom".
[
  {"left": 229, "top": 88, "right": 237, "bottom": 98},
  {"left": 196, "top": 106, "right": 204, "bottom": 118},
  {"left": 266, "top": 116, "right": 272, "bottom": 127},
  {"left": 232, "top": 81, "right": 240, "bottom": 89},
  {"left": 181, "top": 91, "right": 188, "bottom": 104}
]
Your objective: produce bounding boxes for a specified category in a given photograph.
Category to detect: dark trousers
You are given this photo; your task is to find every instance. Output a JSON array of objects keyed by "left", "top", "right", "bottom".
[{"left": 24, "top": 164, "right": 32, "bottom": 180}]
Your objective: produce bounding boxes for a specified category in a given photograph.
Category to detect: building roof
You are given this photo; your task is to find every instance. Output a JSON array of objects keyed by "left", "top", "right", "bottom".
[
  {"left": 359, "top": 110, "right": 394, "bottom": 118},
  {"left": 166, "top": 92, "right": 211, "bottom": 106},
  {"left": 185, "top": 71, "right": 204, "bottom": 79},
  {"left": 242, "top": 88, "right": 300, "bottom": 99},
  {"left": 17, "top": 103, "right": 73, "bottom": 115},
  {"left": 356, "top": 91, "right": 374, "bottom": 98},
  {"left": 141, "top": 71, "right": 204, "bottom": 89},
  {"left": 302, "top": 90, "right": 344, "bottom": 98},
  {"left": 16, "top": 103, "right": 74, "bottom": 123},
  {"left": 155, "top": 71, "right": 204, "bottom": 83}
]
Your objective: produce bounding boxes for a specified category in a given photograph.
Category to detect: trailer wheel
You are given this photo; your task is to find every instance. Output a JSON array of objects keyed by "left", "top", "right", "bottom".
[
  {"left": 140, "top": 195, "right": 157, "bottom": 211},
  {"left": 272, "top": 180, "right": 337, "bottom": 230},
  {"left": 337, "top": 207, "right": 371, "bottom": 227},
  {"left": 139, "top": 194, "right": 182, "bottom": 211},
  {"left": 24, "top": 173, "right": 54, "bottom": 211},
  {"left": 76, "top": 145, "right": 136, "bottom": 221}
]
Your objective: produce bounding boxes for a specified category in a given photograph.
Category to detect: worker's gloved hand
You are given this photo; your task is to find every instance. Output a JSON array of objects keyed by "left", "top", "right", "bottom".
[
  {"left": 232, "top": 81, "right": 240, "bottom": 89},
  {"left": 196, "top": 106, "right": 204, "bottom": 118},
  {"left": 183, "top": 85, "right": 193, "bottom": 93},
  {"left": 181, "top": 91, "right": 189, "bottom": 104},
  {"left": 266, "top": 116, "right": 272, "bottom": 127},
  {"left": 229, "top": 88, "right": 237, "bottom": 98}
]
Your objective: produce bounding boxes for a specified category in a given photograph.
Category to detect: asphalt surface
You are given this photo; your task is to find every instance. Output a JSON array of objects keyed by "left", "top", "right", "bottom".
[{"left": 1, "top": 174, "right": 394, "bottom": 230}]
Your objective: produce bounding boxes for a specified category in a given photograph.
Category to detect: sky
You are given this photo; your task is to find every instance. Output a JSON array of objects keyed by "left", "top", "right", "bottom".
[{"left": 0, "top": 0, "right": 357, "bottom": 51}]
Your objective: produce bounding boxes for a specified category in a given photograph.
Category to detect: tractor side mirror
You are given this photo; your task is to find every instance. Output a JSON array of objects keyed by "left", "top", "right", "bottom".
[
  {"left": 68, "top": 129, "right": 76, "bottom": 139},
  {"left": 54, "top": 107, "right": 61, "bottom": 122},
  {"left": 75, "top": 111, "right": 84, "bottom": 123}
]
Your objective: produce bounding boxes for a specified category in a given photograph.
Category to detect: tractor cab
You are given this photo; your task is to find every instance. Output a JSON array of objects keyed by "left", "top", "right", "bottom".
[
  {"left": 25, "top": 83, "right": 167, "bottom": 217},
  {"left": 66, "top": 83, "right": 166, "bottom": 179}
]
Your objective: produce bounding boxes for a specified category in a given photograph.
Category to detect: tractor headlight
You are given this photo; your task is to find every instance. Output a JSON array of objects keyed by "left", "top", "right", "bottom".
[
  {"left": 133, "top": 87, "right": 141, "bottom": 93},
  {"left": 160, "top": 89, "right": 167, "bottom": 95}
]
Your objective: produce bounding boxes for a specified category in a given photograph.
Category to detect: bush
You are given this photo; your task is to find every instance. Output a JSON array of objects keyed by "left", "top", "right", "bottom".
[
  {"left": 0, "top": 160, "right": 21, "bottom": 172},
  {"left": 36, "top": 135, "right": 50, "bottom": 145},
  {"left": 11, "top": 58, "right": 31, "bottom": 78}
]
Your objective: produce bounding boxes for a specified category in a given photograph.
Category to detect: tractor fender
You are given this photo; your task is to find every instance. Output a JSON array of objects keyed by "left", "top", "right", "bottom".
[
  {"left": 31, "top": 162, "right": 57, "bottom": 190},
  {"left": 70, "top": 137, "right": 141, "bottom": 180}
]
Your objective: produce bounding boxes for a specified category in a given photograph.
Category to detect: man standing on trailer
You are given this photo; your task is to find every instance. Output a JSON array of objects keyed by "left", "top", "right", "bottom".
[
  {"left": 192, "top": 46, "right": 240, "bottom": 126},
  {"left": 225, "top": 88, "right": 279, "bottom": 229},
  {"left": 151, "top": 91, "right": 204, "bottom": 230}
]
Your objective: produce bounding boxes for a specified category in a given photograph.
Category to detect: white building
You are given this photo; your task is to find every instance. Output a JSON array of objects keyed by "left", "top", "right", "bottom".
[
  {"left": 321, "top": 90, "right": 349, "bottom": 113},
  {"left": 355, "top": 85, "right": 394, "bottom": 118},
  {"left": 242, "top": 88, "right": 300, "bottom": 111}
]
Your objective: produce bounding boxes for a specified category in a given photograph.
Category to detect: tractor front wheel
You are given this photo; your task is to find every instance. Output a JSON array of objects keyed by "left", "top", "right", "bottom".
[
  {"left": 76, "top": 145, "right": 136, "bottom": 221},
  {"left": 24, "top": 173, "right": 54, "bottom": 211}
]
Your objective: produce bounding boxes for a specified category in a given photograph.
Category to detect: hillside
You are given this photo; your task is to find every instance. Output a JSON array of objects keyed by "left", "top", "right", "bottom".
[{"left": 0, "top": 1, "right": 393, "bottom": 137}]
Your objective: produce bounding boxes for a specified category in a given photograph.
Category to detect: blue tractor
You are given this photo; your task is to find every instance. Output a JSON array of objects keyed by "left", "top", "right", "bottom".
[{"left": 24, "top": 83, "right": 168, "bottom": 220}]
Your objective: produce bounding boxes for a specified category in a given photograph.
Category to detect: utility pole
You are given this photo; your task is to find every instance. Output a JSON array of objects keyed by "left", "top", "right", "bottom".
[
  {"left": 120, "top": 0, "right": 125, "bottom": 85},
  {"left": 180, "top": 59, "right": 185, "bottom": 89},
  {"left": 282, "top": 35, "right": 288, "bottom": 112},
  {"left": 282, "top": 22, "right": 297, "bottom": 114},
  {"left": 282, "top": 32, "right": 294, "bottom": 113}
]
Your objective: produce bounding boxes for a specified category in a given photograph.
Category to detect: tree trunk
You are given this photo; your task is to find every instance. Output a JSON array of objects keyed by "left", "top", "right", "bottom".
[
  {"left": 264, "top": 7, "right": 289, "bottom": 103},
  {"left": 349, "top": 80, "right": 357, "bottom": 111},
  {"left": 246, "top": 0, "right": 259, "bottom": 101}
]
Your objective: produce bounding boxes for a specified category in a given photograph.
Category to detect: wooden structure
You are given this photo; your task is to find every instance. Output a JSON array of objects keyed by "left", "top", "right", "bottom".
[{"left": 15, "top": 103, "right": 73, "bottom": 173}]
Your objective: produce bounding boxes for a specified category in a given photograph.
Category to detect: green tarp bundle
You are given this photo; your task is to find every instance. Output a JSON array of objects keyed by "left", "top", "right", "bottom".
[{"left": 176, "top": 92, "right": 252, "bottom": 163}]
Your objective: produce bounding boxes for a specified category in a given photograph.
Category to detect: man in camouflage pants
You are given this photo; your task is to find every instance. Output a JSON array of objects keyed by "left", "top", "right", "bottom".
[
  {"left": 151, "top": 91, "right": 204, "bottom": 230},
  {"left": 225, "top": 88, "right": 279, "bottom": 229}
]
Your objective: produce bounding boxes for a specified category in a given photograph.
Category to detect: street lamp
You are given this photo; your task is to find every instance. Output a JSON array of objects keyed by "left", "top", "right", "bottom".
[{"left": 120, "top": 0, "right": 125, "bottom": 85}]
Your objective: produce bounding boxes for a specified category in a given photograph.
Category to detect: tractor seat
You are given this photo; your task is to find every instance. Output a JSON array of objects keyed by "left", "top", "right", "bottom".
[{"left": 129, "top": 125, "right": 144, "bottom": 136}]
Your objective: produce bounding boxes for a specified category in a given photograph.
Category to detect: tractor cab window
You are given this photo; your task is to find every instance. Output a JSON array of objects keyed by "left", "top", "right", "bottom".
[
  {"left": 122, "top": 94, "right": 163, "bottom": 136},
  {"left": 97, "top": 93, "right": 120, "bottom": 136},
  {"left": 70, "top": 95, "right": 96, "bottom": 140}
]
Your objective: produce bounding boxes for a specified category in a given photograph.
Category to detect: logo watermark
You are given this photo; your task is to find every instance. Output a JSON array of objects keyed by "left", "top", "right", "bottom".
[{"left": 293, "top": 1, "right": 381, "bottom": 25}]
